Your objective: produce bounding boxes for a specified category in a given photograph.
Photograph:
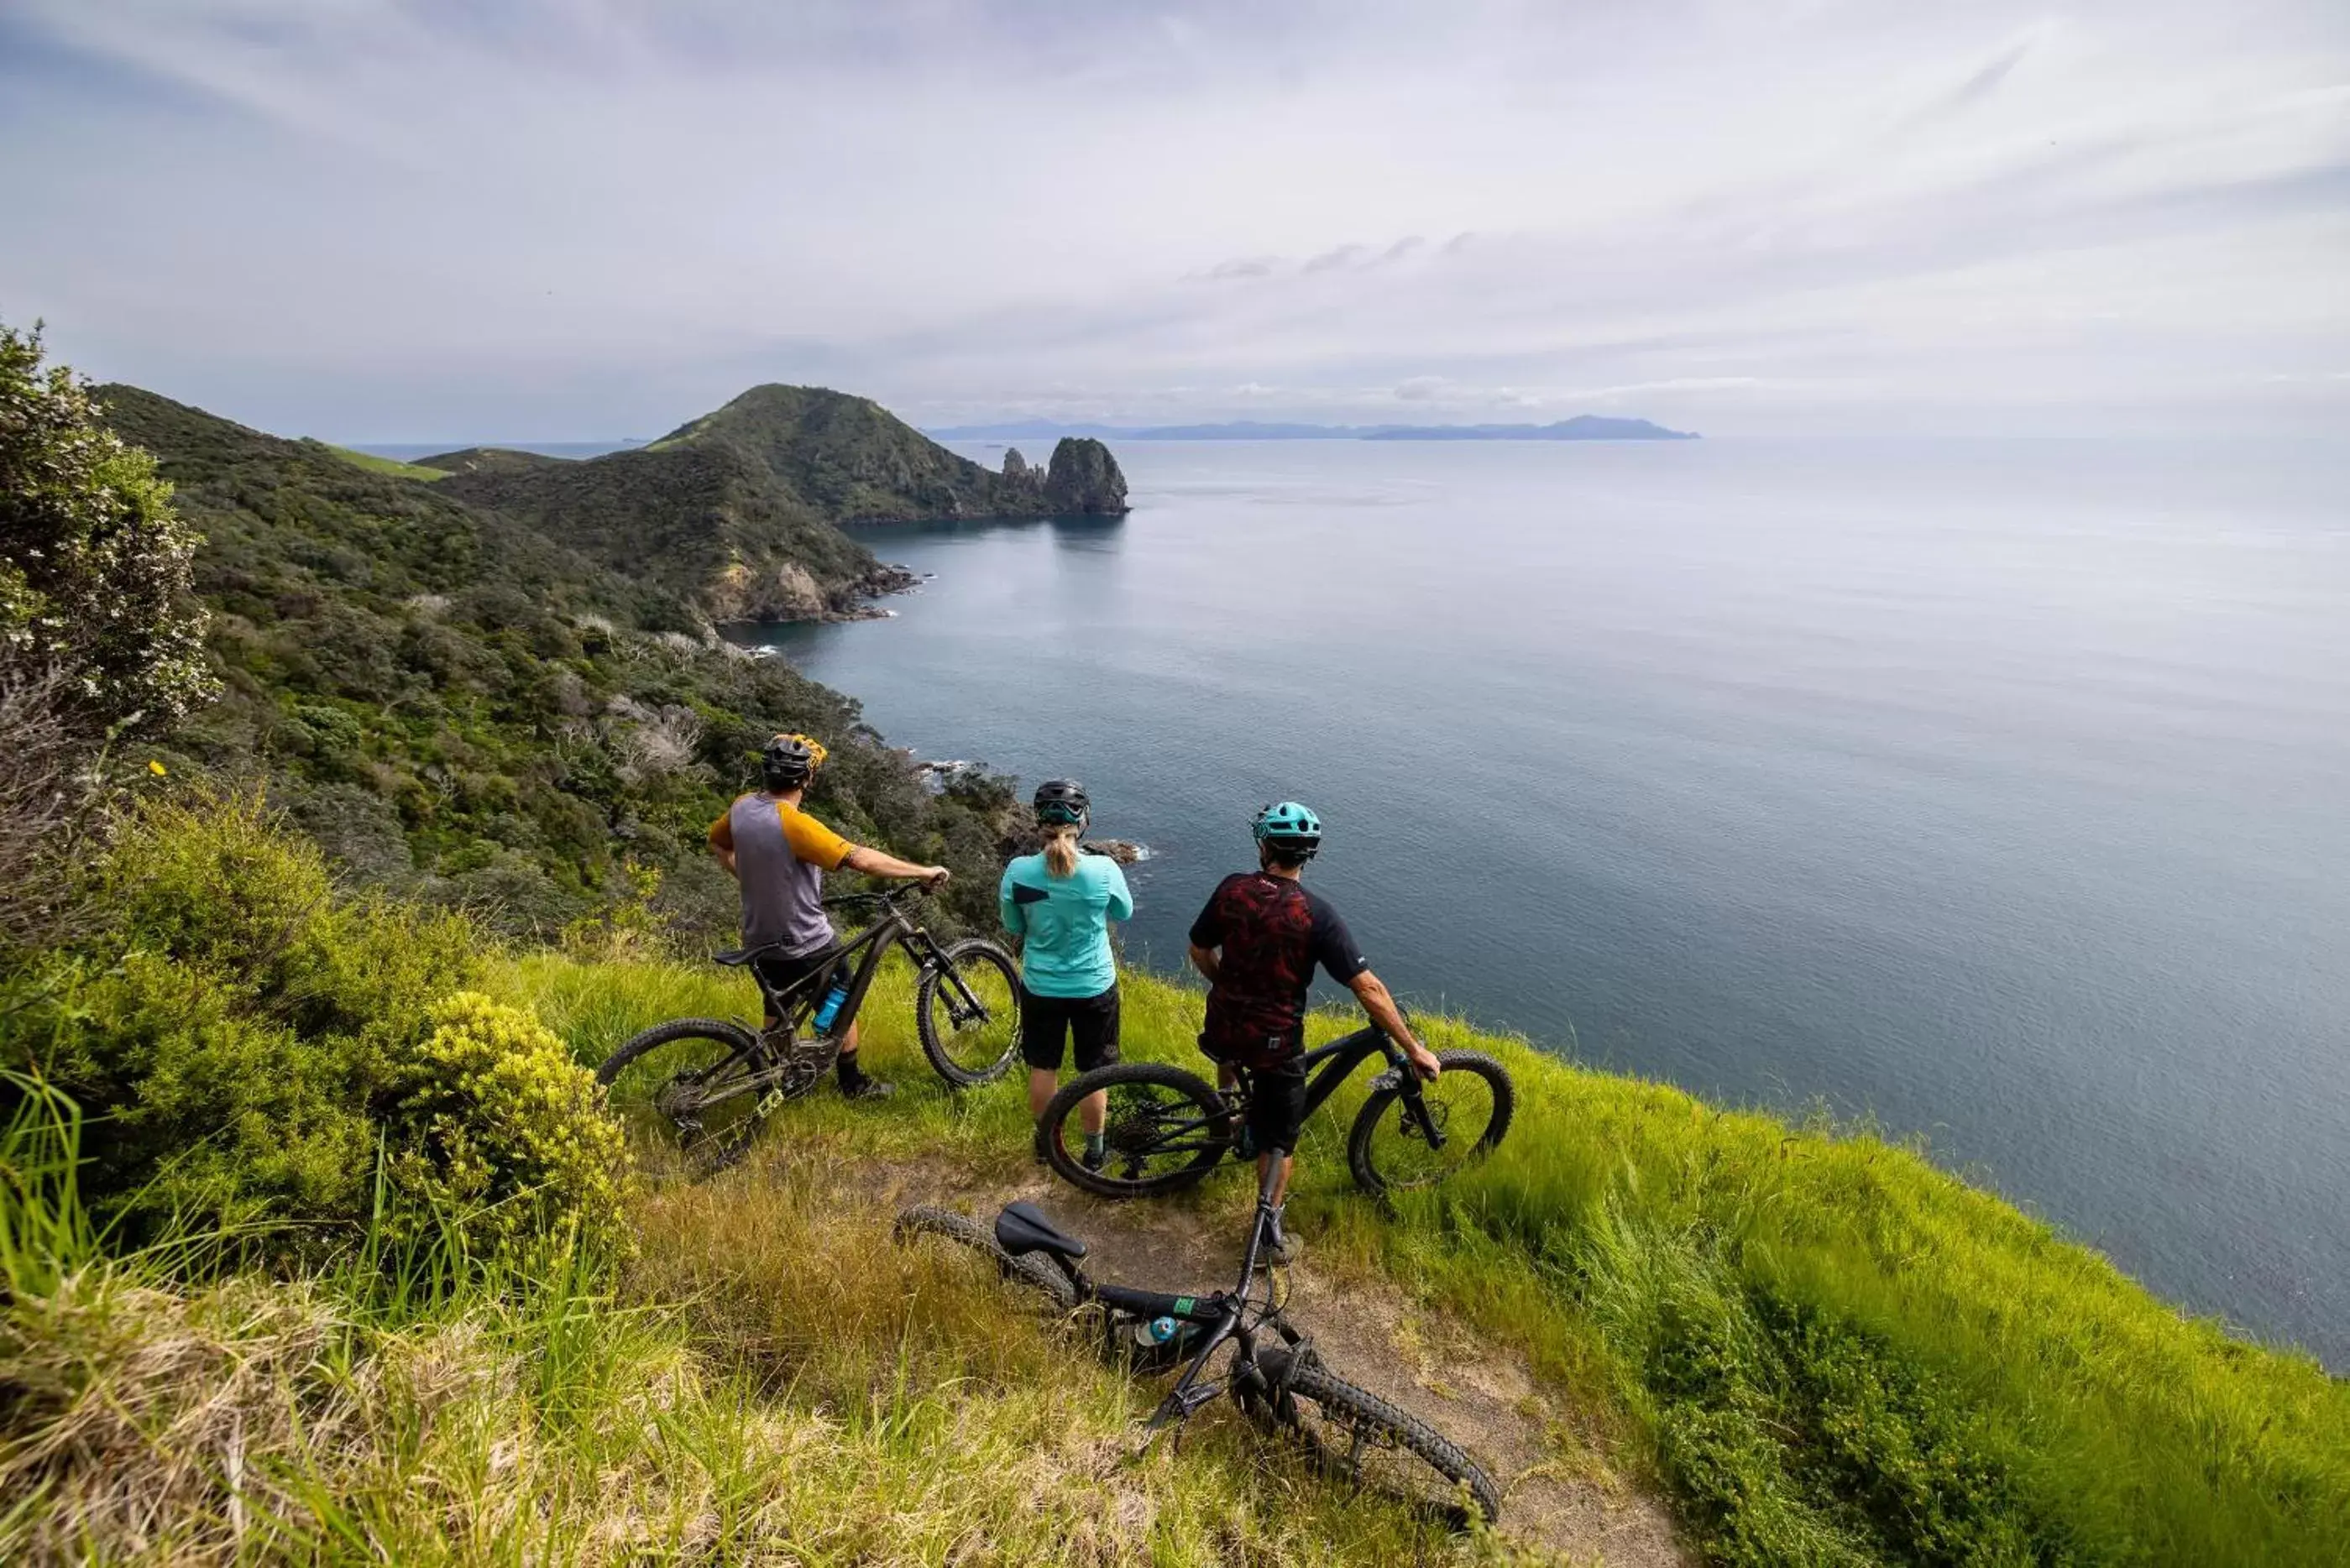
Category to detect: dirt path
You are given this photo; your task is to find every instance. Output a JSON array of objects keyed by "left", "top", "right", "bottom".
[{"left": 865, "top": 1156, "right": 1687, "bottom": 1567}]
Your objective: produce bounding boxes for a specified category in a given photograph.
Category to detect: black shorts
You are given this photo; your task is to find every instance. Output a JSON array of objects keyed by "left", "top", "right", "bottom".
[
  {"left": 1244, "top": 1056, "right": 1310, "bottom": 1158},
  {"left": 1020, "top": 983, "right": 1121, "bottom": 1073},
  {"left": 751, "top": 942, "right": 849, "bottom": 1015}
]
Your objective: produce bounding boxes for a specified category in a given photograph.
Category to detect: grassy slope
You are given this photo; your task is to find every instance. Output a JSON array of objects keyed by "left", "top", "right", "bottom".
[
  {"left": 490, "top": 953, "right": 2350, "bottom": 1567},
  {"left": 1, "top": 1137, "right": 1464, "bottom": 1565},
  {"left": 313, "top": 442, "right": 449, "bottom": 480},
  {"left": 8, "top": 938, "right": 2344, "bottom": 1563}
]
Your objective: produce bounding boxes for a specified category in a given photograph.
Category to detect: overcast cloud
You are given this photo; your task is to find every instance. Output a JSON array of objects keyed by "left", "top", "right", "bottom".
[{"left": 3, "top": 1, "right": 2345, "bottom": 439}]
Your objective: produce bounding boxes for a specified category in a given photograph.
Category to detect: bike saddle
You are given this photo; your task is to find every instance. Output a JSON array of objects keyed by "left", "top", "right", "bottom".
[{"left": 995, "top": 1201, "right": 1089, "bottom": 1262}]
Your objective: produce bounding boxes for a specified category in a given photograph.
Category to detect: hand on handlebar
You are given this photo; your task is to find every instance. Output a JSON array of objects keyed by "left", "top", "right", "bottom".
[
  {"left": 921, "top": 866, "right": 951, "bottom": 891},
  {"left": 1404, "top": 1038, "right": 1442, "bottom": 1081}
]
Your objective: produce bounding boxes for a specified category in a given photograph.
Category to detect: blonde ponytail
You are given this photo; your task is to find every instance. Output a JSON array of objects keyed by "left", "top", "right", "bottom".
[{"left": 1043, "top": 824, "right": 1081, "bottom": 878}]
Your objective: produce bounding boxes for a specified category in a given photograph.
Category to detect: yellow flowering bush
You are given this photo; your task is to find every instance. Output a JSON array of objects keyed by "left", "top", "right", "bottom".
[{"left": 390, "top": 991, "right": 632, "bottom": 1262}]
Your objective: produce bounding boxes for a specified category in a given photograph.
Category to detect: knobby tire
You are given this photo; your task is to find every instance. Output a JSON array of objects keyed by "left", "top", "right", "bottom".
[
  {"left": 893, "top": 1205, "right": 1079, "bottom": 1311},
  {"left": 595, "top": 1017, "right": 769, "bottom": 1180},
  {"left": 1277, "top": 1361, "right": 1503, "bottom": 1525}
]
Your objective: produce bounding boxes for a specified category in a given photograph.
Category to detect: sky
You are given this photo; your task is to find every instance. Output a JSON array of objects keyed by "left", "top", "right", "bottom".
[{"left": 3, "top": 1, "right": 2346, "bottom": 441}]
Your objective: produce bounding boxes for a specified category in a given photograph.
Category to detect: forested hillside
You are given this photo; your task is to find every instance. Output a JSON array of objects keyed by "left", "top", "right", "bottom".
[
  {"left": 434, "top": 383, "right": 1128, "bottom": 621},
  {"left": 95, "top": 384, "right": 1018, "bottom": 939}
]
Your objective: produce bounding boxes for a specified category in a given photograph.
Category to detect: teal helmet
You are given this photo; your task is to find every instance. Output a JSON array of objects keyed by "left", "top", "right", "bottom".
[{"left": 1252, "top": 801, "right": 1322, "bottom": 858}]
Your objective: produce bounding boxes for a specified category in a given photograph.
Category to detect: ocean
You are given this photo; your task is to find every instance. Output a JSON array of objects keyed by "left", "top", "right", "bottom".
[{"left": 741, "top": 435, "right": 2350, "bottom": 1367}]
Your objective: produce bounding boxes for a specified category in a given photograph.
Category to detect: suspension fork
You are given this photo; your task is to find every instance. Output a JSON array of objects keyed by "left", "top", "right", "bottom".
[
  {"left": 1384, "top": 1048, "right": 1449, "bottom": 1149},
  {"left": 1403, "top": 1080, "right": 1447, "bottom": 1146},
  {"left": 1146, "top": 1308, "right": 1242, "bottom": 1431},
  {"left": 911, "top": 921, "right": 997, "bottom": 1021}
]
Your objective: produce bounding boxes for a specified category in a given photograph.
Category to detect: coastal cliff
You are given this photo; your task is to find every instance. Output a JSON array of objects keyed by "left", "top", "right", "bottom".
[{"left": 429, "top": 384, "right": 1131, "bottom": 624}]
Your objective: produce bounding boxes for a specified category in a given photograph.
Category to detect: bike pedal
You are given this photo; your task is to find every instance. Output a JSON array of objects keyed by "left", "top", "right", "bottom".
[{"left": 1142, "top": 1393, "right": 1189, "bottom": 1430}]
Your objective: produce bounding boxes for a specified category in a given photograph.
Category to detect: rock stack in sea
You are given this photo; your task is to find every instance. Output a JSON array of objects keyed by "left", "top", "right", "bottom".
[{"left": 997, "top": 438, "right": 1129, "bottom": 515}]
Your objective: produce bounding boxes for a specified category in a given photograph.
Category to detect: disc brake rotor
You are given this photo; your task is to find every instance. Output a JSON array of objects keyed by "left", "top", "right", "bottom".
[{"left": 1400, "top": 1098, "right": 1450, "bottom": 1144}]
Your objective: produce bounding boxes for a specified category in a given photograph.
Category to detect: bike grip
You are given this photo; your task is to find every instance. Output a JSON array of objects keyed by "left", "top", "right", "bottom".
[{"left": 1094, "top": 1282, "right": 1219, "bottom": 1322}]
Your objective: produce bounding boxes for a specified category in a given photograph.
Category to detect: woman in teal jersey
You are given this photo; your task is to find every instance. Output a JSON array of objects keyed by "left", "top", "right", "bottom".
[{"left": 999, "top": 779, "right": 1133, "bottom": 1168}]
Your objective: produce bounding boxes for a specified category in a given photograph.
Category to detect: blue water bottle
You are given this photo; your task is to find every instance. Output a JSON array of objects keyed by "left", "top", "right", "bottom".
[
  {"left": 1132, "top": 1315, "right": 1181, "bottom": 1351},
  {"left": 812, "top": 979, "right": 850, "bottom": 1033}
]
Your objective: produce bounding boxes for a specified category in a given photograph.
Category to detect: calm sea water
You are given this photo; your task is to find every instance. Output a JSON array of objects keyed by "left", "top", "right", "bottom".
[{"left": 746, "top": 437, "right": 2350, "bottom": 1367}]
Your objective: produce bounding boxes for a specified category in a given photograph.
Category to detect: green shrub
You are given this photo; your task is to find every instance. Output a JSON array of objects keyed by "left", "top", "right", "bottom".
[
  {"left": 2, "top": 793, "right": 477, "bottom": 1252},
  {"left": 0, "top": 321, "right": 212, "bottom": 734},
  {"left": 387, "top": 991, "right": 631, "bottom": 1263}
]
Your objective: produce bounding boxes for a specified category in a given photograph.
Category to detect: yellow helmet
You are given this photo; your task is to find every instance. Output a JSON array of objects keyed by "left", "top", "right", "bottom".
[{"left": 763, "top": 732, "right": 828, "bottom": 787}]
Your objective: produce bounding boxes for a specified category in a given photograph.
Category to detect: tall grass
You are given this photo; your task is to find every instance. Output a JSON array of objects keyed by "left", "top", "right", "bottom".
[
  {"left": 486, "top": 950, "right": 2350, "bottom": 1565},
  {"left": 8, "top": 938, "right": 2341, "bottom": 1563},
  {"left": 0, "top": 1045, "right": 1499, "bottom": 1564}
]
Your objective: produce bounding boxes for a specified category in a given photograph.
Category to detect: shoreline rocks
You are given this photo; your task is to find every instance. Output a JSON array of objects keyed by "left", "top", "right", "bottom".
[{"left": 827, "top": 562, "right": 921, "bottom": 620}]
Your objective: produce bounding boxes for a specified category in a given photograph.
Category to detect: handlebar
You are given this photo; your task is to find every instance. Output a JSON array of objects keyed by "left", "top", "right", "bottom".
[
  {"left": 821, "top": 881, "right": 935, "bottom": 910},
  {"left": 1095, "top": 1282, "right": 1229, "bottom": 1325}
]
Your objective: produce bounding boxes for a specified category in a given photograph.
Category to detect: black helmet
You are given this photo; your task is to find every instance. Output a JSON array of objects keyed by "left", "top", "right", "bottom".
[
  {"left": 1034, "top": 778, "right": 1089, "bottom": 827},
  {"left": 762, "top": 732, "right": 826, "bottom": 790}
]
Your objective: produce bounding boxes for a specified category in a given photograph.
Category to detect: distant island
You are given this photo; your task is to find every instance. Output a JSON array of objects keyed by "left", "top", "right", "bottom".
[{"left": 927, "top": 415, "right": 1698, "bottom": 442}]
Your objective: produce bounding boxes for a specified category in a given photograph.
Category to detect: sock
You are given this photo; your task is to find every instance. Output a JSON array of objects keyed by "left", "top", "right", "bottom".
[
  {"left": 837, "top": 1053, "right": 866, "bottom": 1087},
  {"left": 1085, "top": 1131, "right": 1106, "bottom": 1159}
]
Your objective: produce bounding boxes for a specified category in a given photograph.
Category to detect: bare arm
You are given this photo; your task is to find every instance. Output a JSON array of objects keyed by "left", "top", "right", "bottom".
[
  {"left": 714, "top": 846, "right": 737, "bottom": 877},
  {"left": 1348, "top": 969, "right": 1442, "bottom": 1079},
  {"left": 1189, "top": 943, "right": 1221, "bottom": 985},
  {"left": 843, "top": 844, "right": 950, "bottom": 885}
]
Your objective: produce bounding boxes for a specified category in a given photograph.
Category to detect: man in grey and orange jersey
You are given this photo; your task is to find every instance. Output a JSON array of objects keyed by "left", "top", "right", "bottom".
[{"left": 708, "top": 732, "right": 950, "bottom": 1100}]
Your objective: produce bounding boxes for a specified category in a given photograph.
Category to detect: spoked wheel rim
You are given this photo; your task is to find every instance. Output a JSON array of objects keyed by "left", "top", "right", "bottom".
[
  {"left": 1353, "top": 1060, "right": 1510, "bottom": 1192},
  {"left": 1093, "top": 1082, "right": 1227, "bottom": 1185},
  {"left": 919, "top": 942, "right": 1023, "bottom": 1085}
]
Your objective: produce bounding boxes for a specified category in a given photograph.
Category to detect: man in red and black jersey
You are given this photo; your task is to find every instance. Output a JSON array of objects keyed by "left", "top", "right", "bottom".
[{"left": 1189, "top": 801, "right": 1441, "bottom": 1262}]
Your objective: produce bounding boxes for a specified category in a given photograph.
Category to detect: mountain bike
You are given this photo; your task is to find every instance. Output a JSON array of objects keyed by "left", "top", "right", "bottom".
[
  {"left": 893, "top": 1159, "right": 1502, "bottom": 1527},
  {"left": 595, "top": 884, "right": 1018, "bottom": 1177},
  {"left": 1037, "top": 1024, "right": 1513, "bottom": 1199}
]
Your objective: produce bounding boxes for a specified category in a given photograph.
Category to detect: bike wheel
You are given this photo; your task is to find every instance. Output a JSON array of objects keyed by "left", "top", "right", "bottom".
[
  {"left": 915, "top": 939, "right": 1023, "bottom": 1087},
  {"left": 1347, "top": 1051, "right": 1515, "bottom": 1195},
  {"left": 893, "top": 1205, "right": 1078, "bottom": 1312},
  {"left": 1274, "top": 1360, "right": 1502, "bottom": 1526},
  {"left": 596, "top": 1017, "right": 770, "bottom": 1179},
  {"left": 1041, "top": 1061, "right": 1229, "bottom": 1198}
]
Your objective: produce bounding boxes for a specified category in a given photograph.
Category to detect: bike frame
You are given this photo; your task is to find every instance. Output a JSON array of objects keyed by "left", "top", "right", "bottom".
[
  {"left": 1032, "top": 1158, "right": 1301, "bottom": 1434},
  {"left": 740, "top": 887, "right": 960, "bottom": 1043},
  {"left": 1291, "top": 1026, "right": 1408, "bottom": 1126},
  {"left": 1118, "top": 1025, "right": 1448, "bottom": 1168}
]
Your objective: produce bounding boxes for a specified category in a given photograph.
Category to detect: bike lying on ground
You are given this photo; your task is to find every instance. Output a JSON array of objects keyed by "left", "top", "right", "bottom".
[
  {"left": 596, "top": 883, "right": 1019, "bottom": 1177},
  {"left": 1036, "top": 1024, "right": 1515, "bottom": 1198},
  {"left": 893, "top": 1162, "right": 1503, "bottom": 1527}
]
